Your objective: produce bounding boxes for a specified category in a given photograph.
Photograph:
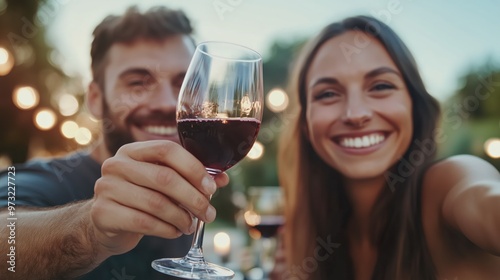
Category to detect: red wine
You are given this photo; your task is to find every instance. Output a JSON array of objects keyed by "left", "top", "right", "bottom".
[
  {"left": 178, "top": 118, "right": 261, "bottom": 173},
  {"left": 247, "top": 215, "right": 284, "bottom": 238}
]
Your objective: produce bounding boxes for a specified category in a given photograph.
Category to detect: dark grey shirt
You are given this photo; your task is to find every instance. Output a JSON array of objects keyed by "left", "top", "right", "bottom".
[{"left": 0, "top": 151, "right": 191, "bottom": 279}]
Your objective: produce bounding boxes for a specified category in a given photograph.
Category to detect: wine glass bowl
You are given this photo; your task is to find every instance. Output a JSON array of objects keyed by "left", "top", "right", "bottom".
[
  {"left": 152, "top": 41, "right": 263, "bottom": 279},
  {"left": 244, "top": 187, "right": 285, "bottom": 238},
  {"left": 177, "top": 118, "right": 260, "bottom": 175},
  {"left": 244, "top": 187, "right": 285, "bottom": 277},
  {"left": 177, "top": 42, "right": 262, "bottom": 176}
]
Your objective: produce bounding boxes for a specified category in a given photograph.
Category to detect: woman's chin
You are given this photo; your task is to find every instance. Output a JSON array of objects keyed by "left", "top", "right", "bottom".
[{"left": 337, "top": 166, "right": 389, "bottom": 182}]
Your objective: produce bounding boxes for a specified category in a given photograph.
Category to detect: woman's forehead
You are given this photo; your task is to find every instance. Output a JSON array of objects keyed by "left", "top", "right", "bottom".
[{"left": 306, "top": 31, "right": 399, "bottom": 84}]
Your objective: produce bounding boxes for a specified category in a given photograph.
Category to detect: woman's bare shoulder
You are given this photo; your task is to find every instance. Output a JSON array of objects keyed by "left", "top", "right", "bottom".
[
  {"left": 423, "top": 154, "right": 498, "bottom": 193},
  {"left": 421, "top": 155, "right": 500, "bottom": 278}
]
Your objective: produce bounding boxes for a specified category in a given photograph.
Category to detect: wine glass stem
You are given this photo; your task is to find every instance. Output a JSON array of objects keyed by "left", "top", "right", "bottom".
[
  {"left": 185, "top": 218, "right": 206, "bottom": 262},
  {"left": 185, "top": 174, "right": 216, "bottom": 263}
]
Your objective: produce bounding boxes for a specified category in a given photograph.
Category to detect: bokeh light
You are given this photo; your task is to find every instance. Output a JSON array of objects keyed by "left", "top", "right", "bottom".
[
  {"left": 58, "top": 93, "right": 79, "bottom": 116},
  {"left": 13, "top": 86, "right": 39, "bottom": 110},
  {"left": 74, "top": 127, "right": 92, "bottom": 145},
  {"left": 60, "top": 120, "right": 79, "bottom": 138},
  {"left": 213, "top": 232, "right": 231, "bottom": 256},
  {"left": 0, "top": 47, "right": 9, "bottom": 64},
  {"left": 266, "top": 88, "right": 289, "bottom": 113},
  {"left": 34, "top": 108, "right": 57, "bottom": 130},
  {"left": 0, "top": 46, "right": 14, "bottom": 75},
  {"left": 484, "top": 138, "right": 500, "bottom": 158},
  {"left": 246, "top": 141, "right": 264, "bottom": 160},
  {"left": 13, "top": 44, "right": 34, "bottom": 66},
  {"left": 243, "top": 210, "right": 261, "bottom": 227}
]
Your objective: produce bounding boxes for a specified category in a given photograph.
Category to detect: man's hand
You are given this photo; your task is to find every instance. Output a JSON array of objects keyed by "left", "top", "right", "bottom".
[{"left": 90, "top": 140, "right": 229, "bottom": 256}]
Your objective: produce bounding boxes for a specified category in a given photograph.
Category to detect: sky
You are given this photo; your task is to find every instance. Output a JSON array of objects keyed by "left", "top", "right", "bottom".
[{"left": 45, "top": 0, "right": 500, "bottom": 101}]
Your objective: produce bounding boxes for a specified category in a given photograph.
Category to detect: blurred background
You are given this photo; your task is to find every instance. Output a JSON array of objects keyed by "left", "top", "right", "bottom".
[{"left": 1, "top": 0, "right": 500, "bottom": 278}]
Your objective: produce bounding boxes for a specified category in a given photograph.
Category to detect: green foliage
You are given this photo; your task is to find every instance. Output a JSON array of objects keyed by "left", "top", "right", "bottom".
[
  {"left": 451, "top": 61, "right": 500, "bottom": 119},
  {"left": 439, "top": 61, "right": 500, "bottom": 169},
  {"left": 262, "top": 39, "right": 306, "bottom": 91}
]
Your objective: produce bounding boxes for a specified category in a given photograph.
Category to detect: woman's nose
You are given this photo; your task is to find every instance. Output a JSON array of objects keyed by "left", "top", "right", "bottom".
[{"left": 340, "top": 98, "right": 373, "bottom": 128}]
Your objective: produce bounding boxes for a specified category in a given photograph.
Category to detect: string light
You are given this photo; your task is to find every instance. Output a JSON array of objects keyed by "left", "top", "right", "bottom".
[
  {"left": 266, "top": 88, "right": 289, "bottom": 113},
  {"left": 34, "top": 108, "right": 57, "bottom": 130},
  {"left": 58, "top": 93, "right": 79, "bottom": 116},
  {"left": 484, "top": 138, "right": 500, "bottom": 159},
  {"left": 0, "top": 47, "right": 9, "bottom": 64},
  {"left": 74, "top": 127, "right": 92, "bottom": 145},
  {"left": 0, "top": 46, "right": 14, "bottom": 76},
  {"left": 213, "top": 232, "right": 231, "bottom": 257},
  {"left": 13, "top": 86, "right": 39, "bottom": 110},
  {"left": 60, "top": 121, "right": 79, "bottom": 138},
  {"left": 246, "top": 141, "right": 264, "bottom": 160}
]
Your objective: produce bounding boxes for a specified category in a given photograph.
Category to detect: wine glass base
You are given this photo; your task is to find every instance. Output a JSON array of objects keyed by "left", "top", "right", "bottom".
[{"left": 152, "top": 257, "right": 234, "bottom": 279}]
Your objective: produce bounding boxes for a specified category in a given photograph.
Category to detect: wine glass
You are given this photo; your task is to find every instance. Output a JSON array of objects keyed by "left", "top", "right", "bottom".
[
  {"left": 244, "top": 187, "right": 285, "bottom": 278},
  {"left": 151, "top": 41, "right": 263, "bottom": 279}
]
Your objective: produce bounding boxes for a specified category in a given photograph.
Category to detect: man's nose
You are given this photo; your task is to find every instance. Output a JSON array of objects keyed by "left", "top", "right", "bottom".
[{"left": 150, "top": 82, "right": 177, "bottom": 109}]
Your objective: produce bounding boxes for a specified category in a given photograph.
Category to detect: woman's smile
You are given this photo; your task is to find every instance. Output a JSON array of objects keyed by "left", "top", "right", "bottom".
[{"left": 334, "top": 130, "right": 388, "bottom": 148}]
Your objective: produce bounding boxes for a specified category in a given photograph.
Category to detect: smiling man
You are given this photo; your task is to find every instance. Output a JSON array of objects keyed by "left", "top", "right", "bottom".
[
  {"left": 0, "top": 6, "right": 228, "bottom": 280},
  {"left": 88, "top": 24, "right": 194, "bottom": 159}
]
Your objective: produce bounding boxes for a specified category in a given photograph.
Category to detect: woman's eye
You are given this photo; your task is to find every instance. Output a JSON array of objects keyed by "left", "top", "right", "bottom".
[
  {"left": 371, "top": 83, "right": 394, "bottom": 91},
  {"left": 314, "top": 90, "right": 339, "bottom": 101}
]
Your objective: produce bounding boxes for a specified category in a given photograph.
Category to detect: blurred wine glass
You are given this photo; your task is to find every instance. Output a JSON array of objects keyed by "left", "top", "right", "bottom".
[{"left": 244, "top": 187, "right": 285, "bottom": 279}]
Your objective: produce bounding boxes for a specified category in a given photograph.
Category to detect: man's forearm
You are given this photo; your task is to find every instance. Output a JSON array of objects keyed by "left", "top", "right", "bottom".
[{"left": 0, "top": 200, "right": 109, "bottom": 279}]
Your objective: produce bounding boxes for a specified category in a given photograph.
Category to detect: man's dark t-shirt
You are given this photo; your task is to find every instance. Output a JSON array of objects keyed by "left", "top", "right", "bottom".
[{"left": 0, "top": 151, "right": 191, "bottom": 279}]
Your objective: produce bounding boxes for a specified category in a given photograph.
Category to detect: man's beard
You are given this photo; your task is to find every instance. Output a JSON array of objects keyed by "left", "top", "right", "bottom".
[
  {"left": 101, "top": 98, "right": 135, "bottom": 156},
  {"left": 100, "top": 96, "right": 178, "bottom": 156}
]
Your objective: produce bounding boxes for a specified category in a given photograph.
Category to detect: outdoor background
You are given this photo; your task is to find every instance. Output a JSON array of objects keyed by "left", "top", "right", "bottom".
[{"left": 1, "top": 0, "right": 500, "bottom": 274}]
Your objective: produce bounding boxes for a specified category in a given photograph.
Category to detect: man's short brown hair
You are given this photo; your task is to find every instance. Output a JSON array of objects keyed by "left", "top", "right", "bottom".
[{"left": 90, "top": 5, "right": 194, "bottom": 89}]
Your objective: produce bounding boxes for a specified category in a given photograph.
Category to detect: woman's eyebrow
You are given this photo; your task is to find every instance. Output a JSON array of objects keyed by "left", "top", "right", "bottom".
[
  {"left": 309, "top": 77, "right": 340, "bottom": 90},
  {"left": 364, "top": 66, "right": 401, "bottom": 80}
]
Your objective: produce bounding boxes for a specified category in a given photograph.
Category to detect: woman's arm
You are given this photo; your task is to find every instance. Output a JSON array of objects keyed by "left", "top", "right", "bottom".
[{"left": 435, "top": 155, "right": 500, "bottom": 256}]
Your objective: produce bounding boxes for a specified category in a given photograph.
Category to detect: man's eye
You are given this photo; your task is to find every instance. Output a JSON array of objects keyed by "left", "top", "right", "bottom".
[
  {"left": 128, "top": 80, "right": 145, "bottom": 87},
  {"left": 127, "top": 77, "right": 156, "bottom": 91}
]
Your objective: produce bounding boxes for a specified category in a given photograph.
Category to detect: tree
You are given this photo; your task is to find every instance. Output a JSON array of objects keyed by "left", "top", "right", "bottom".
[
  {"left": 439, "top": 61, "right": 500, "bottom": 170},
  {"left": 0, "top": 0, "right": 69, "bottom": 163},
  {"left": 451, "top": 61, "right": 500, "bottom": 119}
]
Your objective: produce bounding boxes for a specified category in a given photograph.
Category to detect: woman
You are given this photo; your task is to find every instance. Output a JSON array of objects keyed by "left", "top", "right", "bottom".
[{"left": 276, "top": 16, "right": 500, "bottom": 279}]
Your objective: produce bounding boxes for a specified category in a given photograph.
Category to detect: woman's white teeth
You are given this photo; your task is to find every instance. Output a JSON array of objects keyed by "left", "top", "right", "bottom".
[
  {"left": 144, "top": 126, "right": 177, "bottom": 136},
  {"left": 340, "top": 133, "right": 385, "bottom": 148}
]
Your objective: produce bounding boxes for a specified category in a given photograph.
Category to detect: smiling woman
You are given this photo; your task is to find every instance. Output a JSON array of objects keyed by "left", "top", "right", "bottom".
[
  {"left": 276, "top": 15, "right": 500, "bottom": 280},
  {"left": 305, "top": 34, "right": 414, "bottom": 181}
]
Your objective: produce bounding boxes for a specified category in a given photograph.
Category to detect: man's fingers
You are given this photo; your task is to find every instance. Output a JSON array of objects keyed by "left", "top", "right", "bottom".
[
  {"left": 214, "top": 172, "right": 230, "bottom": 188},
  {"left": 91, "top": 196, "right": 183, "bottom": 241},
  {"left": 118, "top": 141, "right": 217, "bottom": 196},
  {"left": 94, "top": 177, "right": 195, "bottom": 234},
  {"left": 99, "top": 158, "right": 216, "bottom": 222}
]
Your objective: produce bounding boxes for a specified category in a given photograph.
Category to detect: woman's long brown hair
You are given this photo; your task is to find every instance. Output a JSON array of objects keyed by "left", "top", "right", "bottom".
[{"left": 278, "top": 16, "right": 441, "bottom": 279}]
